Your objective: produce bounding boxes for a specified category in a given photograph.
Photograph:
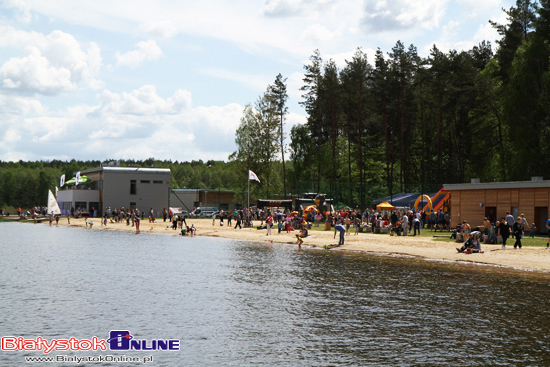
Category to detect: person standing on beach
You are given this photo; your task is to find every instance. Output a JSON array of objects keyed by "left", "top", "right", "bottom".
[
  {"left": 401, "top": 213, "right": 409, "bottom": 236},
  {"left": 334, "top": 222, "right": 346, "bottom": 246},
  {"left": 498, "top": 217, "right": 510, "bottom": 250},
  {"left": 390, "top": 211, "right": 398, "bottom": 230},
  {"left": 505, "top": 212, "right": 515, "bottom": 227},
  {"left": 546, "top": 217, "right": 550, "bottom": 248},
  {"left": 235, "top": 213, "right": 242, "bottom": 229},
  {"left": 412, "top": 217, "right": 421, "bottom": 236},
  {"left": 512, "top": 217, "right": 524, "bottom": 249},
  {"left": 266, "top": 213, "right": 273, "bottom": 235}
]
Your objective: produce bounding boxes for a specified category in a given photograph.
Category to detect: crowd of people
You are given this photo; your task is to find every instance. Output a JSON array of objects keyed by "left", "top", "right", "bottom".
[
  {"left": 459, "top": 212, "right": 544, "bottom": 251},
  {"left": 10, "top": 201, "right": 550, "bottom": 251}
]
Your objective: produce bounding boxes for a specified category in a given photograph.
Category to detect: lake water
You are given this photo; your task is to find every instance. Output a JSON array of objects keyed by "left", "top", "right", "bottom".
[{"left": 1, "top": 221, "right": 550, "bottom": 366}]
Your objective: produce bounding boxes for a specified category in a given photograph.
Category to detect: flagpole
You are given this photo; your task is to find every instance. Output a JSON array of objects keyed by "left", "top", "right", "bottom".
[{"left": 247, "top": 173, "right": 250, "bottom": 211}]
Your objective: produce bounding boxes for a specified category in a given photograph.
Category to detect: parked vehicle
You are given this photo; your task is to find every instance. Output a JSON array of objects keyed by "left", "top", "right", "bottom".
[{"left": 190, "top": 207, "right": 218, "bottom": 218}]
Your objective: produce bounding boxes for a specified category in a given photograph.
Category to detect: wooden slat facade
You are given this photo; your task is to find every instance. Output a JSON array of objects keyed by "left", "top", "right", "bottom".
[{"left": 449, "top": 186, "right": 550, "bottom": 231}]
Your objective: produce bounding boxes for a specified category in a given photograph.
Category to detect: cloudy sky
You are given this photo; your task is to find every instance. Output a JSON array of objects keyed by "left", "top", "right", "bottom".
[{"left": 0, "top": 0, "right": 514, "bottom": 162}]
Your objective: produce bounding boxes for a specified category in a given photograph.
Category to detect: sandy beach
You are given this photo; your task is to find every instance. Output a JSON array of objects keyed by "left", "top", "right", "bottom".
[{"left": 50, "top": 216, "right": 550, "bottom": 273}]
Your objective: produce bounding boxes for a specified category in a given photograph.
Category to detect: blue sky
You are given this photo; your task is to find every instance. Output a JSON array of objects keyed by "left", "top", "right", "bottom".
[{"left": 0, "top": 0, "right": 514, "bottom": 162}]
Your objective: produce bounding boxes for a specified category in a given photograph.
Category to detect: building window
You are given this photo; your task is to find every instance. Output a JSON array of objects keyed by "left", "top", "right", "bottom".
[
  {"left": 75, "top": 202, "right": 87, "bottom": 211},
  {"left": 130, "top": 202, "right": 136, "bottom": 209},
  {"left": 153, "top": 180, "right": 163, "bottom": 184},
  {"left": 130, "top": 180, "right": 136, "bottom": 195},
  {"left": 140, "top": 180, "right": 150, "bottom": 184},
  {"left": 512, "top": 206, "right": 519, "bottom": 219}
]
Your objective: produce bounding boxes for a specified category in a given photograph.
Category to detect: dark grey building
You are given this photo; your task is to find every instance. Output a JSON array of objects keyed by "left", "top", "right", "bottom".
[{"left": 57, "top": 166, "right": 171, "bottom": 217}]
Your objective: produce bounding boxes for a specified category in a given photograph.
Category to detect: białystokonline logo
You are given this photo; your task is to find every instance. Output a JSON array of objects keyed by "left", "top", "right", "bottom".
[{"left": 1, "top": 330, "right": 180, "bottom": 353}]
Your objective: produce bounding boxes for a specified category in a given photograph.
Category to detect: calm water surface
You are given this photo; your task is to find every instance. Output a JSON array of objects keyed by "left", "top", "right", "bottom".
[{"left": 1, "top": 222, "right": 550, "bottom": 366}]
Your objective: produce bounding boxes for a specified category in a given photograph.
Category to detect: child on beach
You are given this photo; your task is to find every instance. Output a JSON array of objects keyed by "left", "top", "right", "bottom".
[{"left": 295, "top": 225, "right": 308, "bottom": 248}]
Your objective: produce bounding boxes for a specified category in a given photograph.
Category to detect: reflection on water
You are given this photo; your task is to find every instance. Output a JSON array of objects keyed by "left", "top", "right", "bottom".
[{"left": 1, "top": 222, "right": 549, "bottom": 366}]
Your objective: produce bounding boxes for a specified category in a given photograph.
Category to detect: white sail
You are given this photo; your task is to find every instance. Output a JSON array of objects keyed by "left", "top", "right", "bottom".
[{"left": 47, "top": 189, "right": 62, "bottom": 215}]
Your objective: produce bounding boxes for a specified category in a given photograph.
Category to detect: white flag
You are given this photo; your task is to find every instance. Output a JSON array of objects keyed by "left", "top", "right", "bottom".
[
  {"left": 60, "top": 174, "right": 65, "bottom": 187},
  {"left": 75, "top": 171, "right": 81, "bottom": 186},
  {"left": 248, "top": 170, "right": 260, "bottom": 183},
  {"left": 55, "top": 186, "right": 58, "bottom": 197}
]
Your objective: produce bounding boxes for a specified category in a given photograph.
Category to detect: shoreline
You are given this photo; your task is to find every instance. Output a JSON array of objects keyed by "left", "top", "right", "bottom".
[{"left": 17, "top": 216, "right": 550, "bottom": 274}]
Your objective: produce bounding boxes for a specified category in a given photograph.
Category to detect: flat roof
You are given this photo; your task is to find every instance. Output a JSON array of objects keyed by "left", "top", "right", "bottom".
[
  {"left": 81, "top": 167, "right": 170, "bottom": 175},
  {"left": 172, "top": 188, "right": 235, "bottom": 193},
  {"left": 444, "top": 179, "right": 550, "bottom": 191}
]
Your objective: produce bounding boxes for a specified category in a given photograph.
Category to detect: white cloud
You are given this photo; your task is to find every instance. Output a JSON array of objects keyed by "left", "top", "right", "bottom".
[
  {"left": 457, "top": 0, "right": 500, "bottom": 18},
  {"left": 0, "top": 85, "right": 243, "bottom": 161},
  {"left": 299, "top": 24, "right": 336, "bottom": 44},
  {"left": 362, "top": 0, "right": 449, "bottom": 32},
  {"left": 287, "top": 72, "right": 305, "bottom": 101},
  {"left": 115, "top": 40, "right": 163, "bottom": 69},
  {"left": 141, "top": 20, "right": 178, "bottom": 39},
  {"left": 1, "top": 46, "right": 74, "bottom": 94},
  {"left": 95, "top": 85, "right": 191, "bottom": 115},
  {"left": 0, "top": 27, "right": 103, "bottom": 95},
  {"left": 263, "top": 0, "right": 304, "bottom": 17},
  {"left": 0, "top": 94, "right": 47, "bottom": 115},
  {"left": 422, "top": 7, "right": 506, "bottom": 55},
  {"left": 200, "top": 67, "right": 271, "bottom": 92},
  {"left": 4, "top": 0, "right": 33, "bottom": 24}
]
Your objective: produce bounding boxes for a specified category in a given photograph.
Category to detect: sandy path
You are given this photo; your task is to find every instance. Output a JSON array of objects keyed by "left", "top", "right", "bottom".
[{"left": 58, "top": 217, "right": 550, "bottom": 273}]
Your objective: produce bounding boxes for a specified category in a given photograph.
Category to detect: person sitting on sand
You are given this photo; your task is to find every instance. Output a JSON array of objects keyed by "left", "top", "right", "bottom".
[
  {"left": 390, "top": 221, "right": 403, "bottom": 236},
  {"left": 295, "top": 225, "right": 308, "bottom": 248},
  {"left": 457, "top": 232, "right": 482, "bottom": 253}
]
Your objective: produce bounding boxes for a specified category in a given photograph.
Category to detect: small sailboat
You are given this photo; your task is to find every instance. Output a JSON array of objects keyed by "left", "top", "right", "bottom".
[{"left": 47, "top": 189, "right": 62, "bottom": 216}]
